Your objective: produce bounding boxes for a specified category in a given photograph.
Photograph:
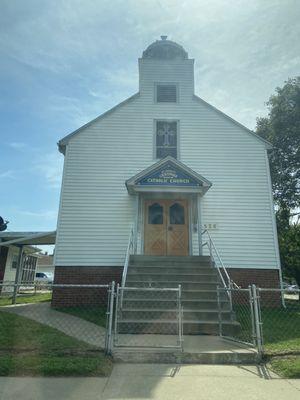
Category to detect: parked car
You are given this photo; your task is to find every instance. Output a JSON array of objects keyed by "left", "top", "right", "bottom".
[
  {"left": 35, "top": 272, "right": 54, "bottom": 284},
  {"left": 283, "top": 281, "right": 299, "bottom": 293},
  {"left": 286, "top": 284, "right": 299, "bottom": 294}
]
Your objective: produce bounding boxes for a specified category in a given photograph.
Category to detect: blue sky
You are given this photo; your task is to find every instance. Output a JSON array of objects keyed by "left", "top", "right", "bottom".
[{"left": 0, "top": 0, "right": 299, "bottom": 239}]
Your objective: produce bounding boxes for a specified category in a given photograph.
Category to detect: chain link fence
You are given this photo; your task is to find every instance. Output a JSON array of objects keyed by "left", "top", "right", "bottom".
[
  {"left": 258, "top": 288, "right": 300, "bottom": 355},
  {"left": 0, "top": 282, "right": 115, "bottom": 375},
  {"left": 1, "top": 280, "right": 299, "bottom": 370},
  {"left": 114, "top": 285, "right": 183, "bottom": 349},
  {"left": 0, "top": 281, "right": 53, "bottom": 302},
  {"left": 217, "top": 287, "right": 256, "bottom": 347},
  {"left": 218, "top": 285, "right": 300, "bottom": 358}
]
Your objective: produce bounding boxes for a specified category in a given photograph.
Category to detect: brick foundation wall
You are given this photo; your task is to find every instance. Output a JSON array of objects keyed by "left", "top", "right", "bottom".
[
  {"left": 227, "top": 268, "right": 282, "bottom": 305},
  {"left": 227, "top": 268, "right": 281, "bottom": 289},
  {"left": 51, "top": 265, "right": 281, "bottom": 307},
  {"left": 52, "top": 266, "right": 123, "bottom": 308}
]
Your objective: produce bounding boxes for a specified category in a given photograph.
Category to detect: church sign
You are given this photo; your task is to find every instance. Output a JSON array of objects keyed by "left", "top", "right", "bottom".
[{"left": 136, "top": 163, "right": 202, "bottom": 187}]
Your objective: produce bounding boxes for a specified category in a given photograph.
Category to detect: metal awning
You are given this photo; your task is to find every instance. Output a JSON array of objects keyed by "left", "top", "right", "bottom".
[{"left": 0, "top": 231, "right": 56, "bottom": 246}]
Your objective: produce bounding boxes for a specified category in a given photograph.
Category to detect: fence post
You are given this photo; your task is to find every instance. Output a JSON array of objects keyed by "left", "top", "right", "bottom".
[
  {"left": 113, "top": 284, "right": 120, "bottom": 346},
  {"left": 105, "top": 281, "right": 115, "bottom": 354},
  {"left": 177, "top": 284, "right": 183, "bottom": 350},
  {"left": 216, "top": 285, "right": 222, "bottom": 337},
  {"left": 248, "top": 285, "right": 256, "bottom": 347},
  {"left": 251, "top": 284, "right": 263, "bottom": 357},
  {"left": 209, "top": 238, "right": 213, "bottom": 268},
  {"left": 228, "top": 281, "right": 233, "bottom": 313},
  {"left": 12, "top": 245, "right": 23, "bottom": 304}
]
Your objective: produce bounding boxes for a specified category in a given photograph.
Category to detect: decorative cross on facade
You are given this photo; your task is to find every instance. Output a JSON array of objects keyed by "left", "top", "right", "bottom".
[{"left": 157, "top": 123, "right": 176, "bottom": 147}]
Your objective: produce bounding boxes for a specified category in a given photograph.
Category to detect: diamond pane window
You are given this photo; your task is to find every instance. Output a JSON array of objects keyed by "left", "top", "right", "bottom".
[{"left": 156, "top": 121, "right": 177, "bottom": 159}]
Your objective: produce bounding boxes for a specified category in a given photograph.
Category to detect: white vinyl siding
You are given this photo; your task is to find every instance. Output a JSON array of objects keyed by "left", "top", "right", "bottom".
[{"left": 54, "top": 58, "right": 279, "bottom": 270}]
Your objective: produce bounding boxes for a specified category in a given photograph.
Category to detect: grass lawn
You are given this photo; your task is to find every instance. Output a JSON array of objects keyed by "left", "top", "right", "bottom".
[
  {"left": 235, "top": 300, "right": 300, "bottom": 355},
  {"left": 0, "top": 292, "right": 52, "bottom": 306},
  {"left": 0, "top": 311, "right": 112, "bottom": 376},
  {"left": 269, "top": 356, "right": 300, "bottom": 379},
  {"left": 234, "top": 299, "right": 300, "bottom": 378},
  {"left": 260, "top": 300, "right": 300, "bottom": 355},
  {"left": 56, "top": 306, "right": 107, "bottom": 327}
]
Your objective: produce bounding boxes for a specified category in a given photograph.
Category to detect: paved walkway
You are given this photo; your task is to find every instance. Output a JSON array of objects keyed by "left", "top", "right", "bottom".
[
  {"left": 0, "top": 364, "right": 299, "bottom": 400},
  {"left": 1, "top": 302, "right": 106, "bottom": 348}
]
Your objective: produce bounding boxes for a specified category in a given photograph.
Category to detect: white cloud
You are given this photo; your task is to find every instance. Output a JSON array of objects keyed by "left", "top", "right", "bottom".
[
  {"left": 0, "top": 170, "right": 15, "bottom": 179},
  {"left": 34, "top": 152, "right": 63, "bottom": 189},
  {"left": 18, "top": 210, "right": 57, "bottom": 220},
  {"left": 0, "top": 0, "right": 299, "bottom": 130},
  {"left": 9, "top": 142, "right": 26, "bottom": 150}
]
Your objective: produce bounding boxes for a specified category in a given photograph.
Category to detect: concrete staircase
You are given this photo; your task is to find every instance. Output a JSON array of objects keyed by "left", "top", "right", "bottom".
[{"left": 118, "top": 255, "right": 239, "bottom": 336}]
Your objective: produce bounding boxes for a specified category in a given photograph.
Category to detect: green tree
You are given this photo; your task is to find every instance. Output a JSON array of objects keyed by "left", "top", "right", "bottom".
[
  {"left": 278, "top": 223, "right": 300, "bottom": 287},
  {"left": 256, "top": 77, "right": 300, "bottom": 221},
  {"left": 256, "top": 77, "right": 300, "bottom": 286}
]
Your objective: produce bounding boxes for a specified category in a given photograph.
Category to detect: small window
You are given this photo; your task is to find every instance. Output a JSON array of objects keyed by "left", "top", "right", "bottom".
[
  {"left": 156, "top": 120, "right": 177, "bottom": 159},
  {"left": 148, "top": 203, "right": 163, "bottom": 224},
  {"left": 170, "top": 203, "right": 185, "bottom": 224},
  {"left": 156, "top": 84, "right": 177, "bottom": 103}
]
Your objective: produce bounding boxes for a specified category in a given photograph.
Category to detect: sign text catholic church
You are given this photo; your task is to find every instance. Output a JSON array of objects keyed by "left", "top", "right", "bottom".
[{"left": 137, "top": 163, "right": 202, "bottom": 187}]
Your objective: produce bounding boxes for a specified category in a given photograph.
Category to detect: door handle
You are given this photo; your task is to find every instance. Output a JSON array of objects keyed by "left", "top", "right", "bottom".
[{"left": 168, "top": 226, "right": 173, "bottom": 231}]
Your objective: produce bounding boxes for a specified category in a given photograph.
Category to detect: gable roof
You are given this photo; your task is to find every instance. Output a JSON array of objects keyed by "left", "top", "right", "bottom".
[
  {"left": 57, "top": 91, "right": 272, "bottom": 155},
  {"left": 126, "top": 156, "right": 212, "bottom": 195},
  {"left": 193, "top": 95, "right": 272, "bottom": 149},
  {"left": 58, "top": 92, "right": 140, "bottom": 154}
]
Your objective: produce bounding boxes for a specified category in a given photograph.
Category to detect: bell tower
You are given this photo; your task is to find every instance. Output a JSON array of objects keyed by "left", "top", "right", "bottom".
[{"left": 138, "top": 36, "right": 195, "bottom": 100}]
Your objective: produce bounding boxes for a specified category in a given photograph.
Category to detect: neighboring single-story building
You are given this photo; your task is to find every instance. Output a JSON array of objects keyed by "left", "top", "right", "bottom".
[
  {"left": 53, "top": 36, "right": 282, "bottom": 291},
  {"left": 36, "top": 253, "right": 55, "bottom": 276},
  {"left": 0, "top": 231, "right": 56, "bottom": 293},
  {"left": 0, "top": 245, "right": 39, "bottom": 294}
]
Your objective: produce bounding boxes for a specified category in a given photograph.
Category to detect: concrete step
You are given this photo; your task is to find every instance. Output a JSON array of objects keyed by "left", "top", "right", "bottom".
[
  {"left": 117, "top": 320, "right": 240, "bottom": 335},
  {"left": 127, "top": 273, "right": 219, "bottom": 283},
  {"left": 130, "top": 255, "right": 211, "bottom": 266},
  {"left": 128, "top": 266, "right": 217, "bottom": 274},
  {"left": 113, "top": 336, "right": 259, "bottom": 364},
  {"left": 113, "top": 350, "right": 259, "bottom": 364},
  {"left": 184, "top": 321, "right": 240, "bottom": 335},
  {"left": 130, "top": 262, "right": 214, "bottom": 268},
  {"left": 121, "top": 289, "right": 227, "bottom": 301},
  {"left": 126, "top": 281, "right": 220, "bottom": 290},
  {"left": 122, "top": 298, "right": 231, "bottom": 310},
  {"left": 182, "top": 290, "right": 226, "bottom": 300},
  {"left": 119, "top": 309, "right": 233, "bottom": 322}
]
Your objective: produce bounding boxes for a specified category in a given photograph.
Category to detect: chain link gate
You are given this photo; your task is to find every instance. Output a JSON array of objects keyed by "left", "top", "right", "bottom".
[
  {"left": 113, "top": 285, "right": 183, "bottom": 350},
  {"left": 217, "top": 285, "right": 263, "bottom": 355}
]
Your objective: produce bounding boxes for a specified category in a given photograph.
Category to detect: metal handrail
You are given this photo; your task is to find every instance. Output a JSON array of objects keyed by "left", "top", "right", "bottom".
[
  {"left": 121, "top": 226, "right": 134, "bottom": 288},
  {"left": 202, "top": 229, "right": 238, "bottom": 287},
  {"left": 201, "top": 229, "right": 239, "bottom": 308}
]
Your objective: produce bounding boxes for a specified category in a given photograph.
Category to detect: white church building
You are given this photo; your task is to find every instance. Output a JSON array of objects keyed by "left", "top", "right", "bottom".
[{"left": 53, "top": 36, "right": 282, "bottom": 296}]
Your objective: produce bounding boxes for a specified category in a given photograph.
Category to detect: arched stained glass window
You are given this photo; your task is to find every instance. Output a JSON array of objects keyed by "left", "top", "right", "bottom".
[
  {"left": 148, "top": 203, "right": 163, "bottom": 224},
  {"left": 170, "top": 203, "right": 185, "bottom": 224}
]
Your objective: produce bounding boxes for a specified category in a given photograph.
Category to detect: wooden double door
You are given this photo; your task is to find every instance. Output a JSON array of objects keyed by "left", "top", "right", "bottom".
[{"left": 144, "top": 199, "right": 189, "bottom": 256}]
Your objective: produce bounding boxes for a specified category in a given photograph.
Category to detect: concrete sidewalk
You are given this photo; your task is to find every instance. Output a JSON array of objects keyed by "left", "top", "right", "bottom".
[
  {"left": 2, "top": 302, "right": 106, "bottom": 348},
  {"left": 0, "top": 364, "right": 299, "bottom": 400}
]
